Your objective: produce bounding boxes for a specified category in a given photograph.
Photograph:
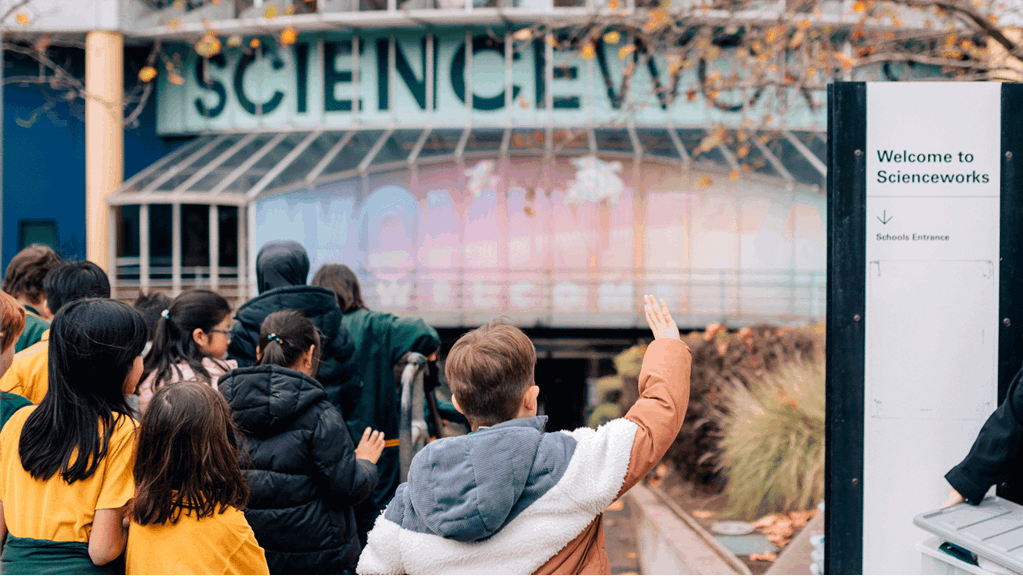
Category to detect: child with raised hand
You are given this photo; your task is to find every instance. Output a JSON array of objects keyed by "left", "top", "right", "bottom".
[
  {"left": 358, "top": 295, "right": 690, "bottom": 575},
  {"left": 138, "top": 289, "right": 237, "bottom": 412},
  {"left": 218, "top": 310, "right": 384, "bottom": 574},
  {"left": 0, "top": 298, "right": 148, "bottom": 574},
  {"left": 126, "top": 381, "right": 269, "bottom": 575}
]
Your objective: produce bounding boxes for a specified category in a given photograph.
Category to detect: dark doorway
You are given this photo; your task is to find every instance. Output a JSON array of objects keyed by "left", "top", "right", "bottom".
[{"left": 534, "top": 358, "right": 587, "bottom": 432}]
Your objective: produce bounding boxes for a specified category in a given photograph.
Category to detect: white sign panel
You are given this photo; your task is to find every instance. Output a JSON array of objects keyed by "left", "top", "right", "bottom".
[{"left": 863, "top": 82, "right": 1001, "bottom": 574}]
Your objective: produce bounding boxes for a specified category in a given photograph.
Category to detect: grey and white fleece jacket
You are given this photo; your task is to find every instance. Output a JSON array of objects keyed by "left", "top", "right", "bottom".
[{"left": 356, "top": 414, "right": 639, "bottom": 574}]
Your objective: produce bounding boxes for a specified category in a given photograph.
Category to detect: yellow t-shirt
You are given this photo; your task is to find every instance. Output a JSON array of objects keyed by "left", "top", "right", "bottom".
[
  {"left": 126, "top": 506, "right": 269, "bottom": 575},
  {"left": 0, "top": 330, "right": 49, "bottom": 404},
  {"left": 0, "top": 406, "right": 136, "bottom": 542}
]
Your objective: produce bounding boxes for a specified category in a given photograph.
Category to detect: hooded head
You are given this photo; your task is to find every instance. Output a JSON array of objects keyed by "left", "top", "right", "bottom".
[{"left": 256, "top": 241, "right": 310, "bottom": 294}]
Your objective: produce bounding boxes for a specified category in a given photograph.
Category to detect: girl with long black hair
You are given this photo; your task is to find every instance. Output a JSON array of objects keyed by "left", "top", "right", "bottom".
[
  {"left": 0, "top": 298, "right": 148, "bottom": 574},
  {"left": 138, "top": 289, "right": 236, "bottom": 412}
]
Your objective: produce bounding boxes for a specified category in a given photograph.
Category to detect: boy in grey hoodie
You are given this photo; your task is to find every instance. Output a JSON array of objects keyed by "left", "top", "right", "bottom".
[{"left": 358, "top": 296, "right": 690, "bottom": 574}]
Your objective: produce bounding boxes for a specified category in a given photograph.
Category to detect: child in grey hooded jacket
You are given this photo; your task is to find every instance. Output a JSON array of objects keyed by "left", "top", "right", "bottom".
[{"left": 358, "top": 296, "right": 690, "bottom": 574}]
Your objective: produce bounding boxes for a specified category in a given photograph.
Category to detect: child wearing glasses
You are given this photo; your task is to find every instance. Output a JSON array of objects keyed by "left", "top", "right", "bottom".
[{"left": 137, "top": 289, "right": 237, "bottom": 413}]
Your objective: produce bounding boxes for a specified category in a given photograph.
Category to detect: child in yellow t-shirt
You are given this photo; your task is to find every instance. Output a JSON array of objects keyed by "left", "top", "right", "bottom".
[
  {"left": 126, "top": 381, "right": 269, "bottom": 576},
  {"left": 0, "top": 298, "right": 149, "bottom": 574}
]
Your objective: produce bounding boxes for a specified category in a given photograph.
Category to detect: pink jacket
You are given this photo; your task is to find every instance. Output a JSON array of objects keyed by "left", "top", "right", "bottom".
[{"left": 137, "top": 357, "right": 237, "bottom": 412}]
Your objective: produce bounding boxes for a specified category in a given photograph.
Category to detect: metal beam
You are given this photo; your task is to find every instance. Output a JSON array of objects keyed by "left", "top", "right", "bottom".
[
  {"left": 173, "top": 134, "right": 257, "bottom": 194},
  {"left": 408, "top": 128, "right": 432, "bottom": 166},
  {"left": 139, "top": 204, "right": 150, "bottom": 295},
  {"left": 455, "top": 127, "right": 471, "bottom": 160},
  {"left": 667, "top": 128, "right": 692, "bottom": 165},
  {"left": 359, "top": 129, "right": 395, "bottom": 174},
  {"left": 210, "top": 133, "right": 288, "bottom": 196},
  {"left": 716, "top": 142, "right": 742, "bottom": 172},
  {"left": 246, "top": 130, "right": 323, "bottom": 200},
  {"left": 782, "top": 129, "right": 827, "bottom": 177},
  {"left": 307, "top": 131, "right": 355, "bottom": 182},
  {"left": 627, "top": 124, "right": 642, "bottom": 161},
  {"left": 753, "top": 137, "right": 795, "bottom": 183},
  {"left": 209, "top": 204, "right": 220, "bottom": 291},
  {"left": 142, "top": 135, "right": 230, "bottom": 193},
  {"left": 116, "top": 137, "right": 207, "bottom": 193}
]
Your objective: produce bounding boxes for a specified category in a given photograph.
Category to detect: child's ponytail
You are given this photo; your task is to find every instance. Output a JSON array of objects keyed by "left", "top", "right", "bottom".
[
  {"left": 143, "top": 290, "right": 231, "bottom": 392},
  {"left": 255, "top": 311, "right": 321, "bottom": 376}
]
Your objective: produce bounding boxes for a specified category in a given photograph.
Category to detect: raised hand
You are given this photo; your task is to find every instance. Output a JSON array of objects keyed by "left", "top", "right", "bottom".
[
  {"left": 644, "top": 295, "right": 680, "bottom": 341},
  {"left": 354, "top": 428, "right": 386, "bottom": 464}
]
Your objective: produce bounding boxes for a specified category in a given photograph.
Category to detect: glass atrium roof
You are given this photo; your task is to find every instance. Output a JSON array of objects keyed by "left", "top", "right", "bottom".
[{"left": 110, "top": 127, "right": 825, "bottom": 206}]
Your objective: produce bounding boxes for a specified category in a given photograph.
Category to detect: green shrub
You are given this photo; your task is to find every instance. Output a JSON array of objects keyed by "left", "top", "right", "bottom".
[{"left": 717, "top": 358, "right": 824, "bottom": 519}]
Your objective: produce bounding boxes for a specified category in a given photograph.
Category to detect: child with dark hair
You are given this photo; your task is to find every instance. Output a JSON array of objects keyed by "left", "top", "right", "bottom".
[
  {"left": 310, "top": 263, "right": 440, "bottom": 543},
  {"left": 2, "top": 244, "right": 61, "bottom": 352},
  {"left": 0, "top": 260, "right": 111, "bottom": 404},
  {"left": 126, "top": 382, "right": 269, "bottom": 575},
  {"left": 132, "top": 291, "right": 172, "bottom": 345},
  {"left": 0, "top": 298, "right": 148, "bottom": 574},
  {"left": 219, "top": 310, "right": 384, "bottom": 574},
  {"left": 137, "top": 289, "right": 237, "bottom": 412},
  {"left": 358, "top": 296, "right": 690, "bottom": 575}
]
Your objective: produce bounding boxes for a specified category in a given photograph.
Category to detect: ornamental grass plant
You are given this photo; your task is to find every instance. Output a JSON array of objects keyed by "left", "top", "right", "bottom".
[{"left": 717, "top": 358, "right": 824, "bottom": 519}]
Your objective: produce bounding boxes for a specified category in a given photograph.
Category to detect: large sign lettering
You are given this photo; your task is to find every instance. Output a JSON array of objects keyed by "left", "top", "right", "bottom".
[{"left": 158, "top": 29, "right": 828, "bottom": 134}]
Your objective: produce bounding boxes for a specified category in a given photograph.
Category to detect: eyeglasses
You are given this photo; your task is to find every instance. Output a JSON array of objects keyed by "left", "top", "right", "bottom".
[{"left": 209, "top": 329, "right": 233, "bottom": 339}]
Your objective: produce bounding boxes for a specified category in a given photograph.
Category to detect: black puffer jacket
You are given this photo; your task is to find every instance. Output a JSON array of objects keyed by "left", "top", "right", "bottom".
[
  {"left": 229, "top": 286, "right": 362, "bottom": 417},
  {"left": 219, "top": 365, "right": 378, "bottom": 574}
]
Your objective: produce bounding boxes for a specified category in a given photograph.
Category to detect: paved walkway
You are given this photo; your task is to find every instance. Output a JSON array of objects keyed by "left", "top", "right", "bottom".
[{"left": 605, "top": 497, "right": 641, "bottom": 575}]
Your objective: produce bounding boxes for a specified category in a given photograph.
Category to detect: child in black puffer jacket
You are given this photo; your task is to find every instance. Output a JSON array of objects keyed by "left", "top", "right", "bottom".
[{"left": 219, "top": 310, "right": 385, "bottom": 574}]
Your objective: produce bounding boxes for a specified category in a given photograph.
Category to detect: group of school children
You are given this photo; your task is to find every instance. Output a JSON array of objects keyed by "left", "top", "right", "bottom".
[{"left": 0, "top": 238, "right": 694, "bottom": 576}]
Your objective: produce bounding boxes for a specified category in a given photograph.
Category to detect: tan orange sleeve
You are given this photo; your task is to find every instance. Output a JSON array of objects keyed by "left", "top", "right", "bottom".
[{"left": 617, "top": 338, "right": 691, "bottom": 499}]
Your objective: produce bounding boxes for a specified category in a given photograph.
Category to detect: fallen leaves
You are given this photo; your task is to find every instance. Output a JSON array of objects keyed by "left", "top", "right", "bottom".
[{"left": 751, "top": 509, "right": 819, "bottom": 549}]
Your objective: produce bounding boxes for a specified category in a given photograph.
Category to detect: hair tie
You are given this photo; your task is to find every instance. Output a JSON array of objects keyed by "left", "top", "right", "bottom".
[
  {"left": 161, "top": 309, "right": 170, "bottom": 320},
  {"left": 266, "top": 333, "right": 283, "bottom": 345}
]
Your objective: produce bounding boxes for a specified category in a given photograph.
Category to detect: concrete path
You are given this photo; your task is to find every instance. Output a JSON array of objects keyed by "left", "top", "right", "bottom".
[{"left": 605, "top": 497, "right": 642, "bottom": 575}]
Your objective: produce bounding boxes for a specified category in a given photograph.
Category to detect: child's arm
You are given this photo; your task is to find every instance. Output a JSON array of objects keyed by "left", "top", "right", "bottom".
[
  {"left": 89, "top": 507, "right": 127, "bottom": 566},
  {"left": 946, "top": 366, "right": 1023, "bottom": 503},
  {"left": 616, "top": 296, "right": 691, "bottom": 498},
  {"left": 312, "top": 407, "right": 379, "bottom": 508}
]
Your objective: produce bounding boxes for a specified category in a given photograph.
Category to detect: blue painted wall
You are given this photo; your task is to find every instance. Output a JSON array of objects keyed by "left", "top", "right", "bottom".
[{"left": 1, "top": 46, "right": 186, "bottom": 269}]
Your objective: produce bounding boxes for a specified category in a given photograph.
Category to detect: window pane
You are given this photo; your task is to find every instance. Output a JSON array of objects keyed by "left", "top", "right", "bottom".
[
  {"left": 149, "top": 204, "right": 172, "bottom": 280},
  {"left": 417, "top": 130, "right": 463, "bottom": 160},
  {"left": 222, "top": 133, "right": 310, "bottom": 194},
  {"left": 218, "top": 206, "right": 239, "bottom": 269},
  {"left": 156, "top": 136, "right": 243, "bottom": 191},
  {"left": 190, "top": 134, "right": 279, "bottom": 192},
  {"left": 181, "top": 204, "right": 211, "bottom": 271},
  {"left": 117, "top": 205, "right": 140, "bottom": 258},
  {"left": 320, "top": 131, "right": 384, "bottom": 176},
  {"left": 262, "top": 132, "right": 347, "bottom": 194},
  {"left": 594, "top": 129, "right": 633, "bottom": 155}
]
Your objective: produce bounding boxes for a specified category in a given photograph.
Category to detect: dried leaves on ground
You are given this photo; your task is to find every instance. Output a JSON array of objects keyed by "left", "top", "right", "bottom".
[{"left": 751, "top": 509, "right": 819, "bottom": 549}]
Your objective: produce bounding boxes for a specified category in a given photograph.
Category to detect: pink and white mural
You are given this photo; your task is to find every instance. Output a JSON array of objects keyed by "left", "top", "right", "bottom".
[{"left": 255, "top": 158, "right": 825, "bottom": 328}]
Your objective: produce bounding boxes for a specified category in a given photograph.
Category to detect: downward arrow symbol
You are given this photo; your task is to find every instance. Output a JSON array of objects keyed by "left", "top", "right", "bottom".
[{"left": 878, "top": 210, "right": 892, "bottom": 225}]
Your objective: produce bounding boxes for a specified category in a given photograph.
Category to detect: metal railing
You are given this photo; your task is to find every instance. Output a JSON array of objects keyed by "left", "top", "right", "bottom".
[
  {"left": 398, "top": 352, "right": 431, "bottom": 483},
  {"left": 358, "top": 267, "right": 825, "bottom": 328}
]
